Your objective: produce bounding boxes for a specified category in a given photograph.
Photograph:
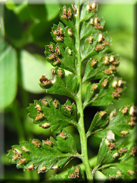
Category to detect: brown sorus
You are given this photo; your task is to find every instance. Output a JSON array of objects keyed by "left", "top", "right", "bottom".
[
  {"left": 35, "top": 113, "right": 45, "bottom": 121},
  {"left": 32, "top": 139, "right": 41, "bottom": 148}
]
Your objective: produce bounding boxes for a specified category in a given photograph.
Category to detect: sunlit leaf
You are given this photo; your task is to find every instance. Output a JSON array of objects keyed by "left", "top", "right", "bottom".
[{"left": 18, "top": 50, "right": 52, "bottom": 94}]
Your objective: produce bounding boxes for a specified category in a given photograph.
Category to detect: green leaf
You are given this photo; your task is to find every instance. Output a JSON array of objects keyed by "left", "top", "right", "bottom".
[
  {"left": 45, "top": 41, "right": 76, "bottom": 73},
  {"left": 44, "top": 21, "right": 76, "bottom": 73},
  {"left": 65, "top": 166, "right": 85, "bottom": 180},
  {"left": 80, "top": 2, "right": 98, "bottom": 22},
  {"left": 86, "top": 110, "right": 108, "bottom": 137},
  {"left": 101, "top": 167, "right": 123, "bottom": 180},
  {"left": 83, "top": 54, "right": 119, "bottom": 82},
  {"left": 28, "top": 99, "right": 77, "bottom": 132},
  {"left": 95, "top": 105, "right": 134, "bottom": 138},
  {"left": 45, "top": 2, "right": 60, "bottom": 21},
  {"left": 97, "top": 138, "right": 118, "bottom": 166},
  {"left": 18, "top": 50, "right": 52, "bottom": 94},
  {"left": 50, "top": 166, "right": 85, "bottom": 181},
  {"left": 83, "top": 76, "right": 126, "bottom": 108},
  {"left": 100, "top": 145, "right": 136, "bottom": 180},
  {"left": 80, "top": 11, "right": 110, "bottom": 62},
  {"left": 81, "top": 30, "right": 110, "bottom": 62},
  {"left": 80, "top": 17, "right": 105, "bottom": 40},
  {"left": 0, "top": 46, "right": 17, "bottom": 110},
  {"left": 56, "top": 130, "right": 77, "bottom": 154},
  {"left": 59, "top": 5, "right": 75, "bottom": 29},
  {"left": 39, "top": 68, "right": 78, "bottom": 100},
  {"left": 13, "top": 2, "right": 32, "bottom": 22},
  {"left": 7, "top": 132, "right": 78, "bottom": 173},
  {"left": 5, "top": 0, "right": 15, "bottom": 10}
]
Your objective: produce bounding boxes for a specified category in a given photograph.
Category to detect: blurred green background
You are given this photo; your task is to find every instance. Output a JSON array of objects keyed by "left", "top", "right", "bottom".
[{"left": 0, "top": 0, "right": 135, "bottom": 181}]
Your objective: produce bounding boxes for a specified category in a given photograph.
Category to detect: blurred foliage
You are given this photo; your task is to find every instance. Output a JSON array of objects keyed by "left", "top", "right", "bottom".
[{"left": 0, "top": 0, "right": 135, "bottom": 181}]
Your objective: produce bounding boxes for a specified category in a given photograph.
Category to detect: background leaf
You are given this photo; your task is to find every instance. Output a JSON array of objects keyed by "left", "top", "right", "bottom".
[
  {"left": 18, "top": 50, "right": 52, "bottom": 94},
  {"left": 4, "top": 7, "right": 23, "bottom": 39},
  {"left": 28, "top": 3, "right": 47, "bottom": 21},
  {"left": 45, "top": 2, "right": 60, "bottom": 21},
  {"left": 0, "top": 46, "right": 17, "bottom": 110}
]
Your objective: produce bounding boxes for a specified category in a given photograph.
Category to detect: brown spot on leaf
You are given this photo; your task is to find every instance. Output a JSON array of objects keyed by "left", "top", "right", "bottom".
[
  {"left": 95, "top": 44, "right": 104, "bottom": 51},
  {"left": 119, "top": 147, "right": 128, "bottom": 155},
  {"left": 27, "top": 164, "right": 34, "bottom": 171},
  {"left": 52, "top": 100, "right": 59, "bottom": 108},
  {"left": 105, "top": 139, "right": 116, "bottom": 150},
  {"left": 121, "top": 106, "right": 128, "bottom": 114},
  {"left": 39, "top": 75, "right": 52, "bottom": 87},
  {"left": 38, "top": 166, "right": 47, "bottom": 173},
  {"left": 112, "top": 92, "right": 120, "bottom": 98},
  {"left": 109, "top": 65, "right": 117, "bottom": 71},
  {"left": 129, "top": 117, "right": 136, "bottom": 127},
  {"left": 99, "top": 111, "right": 106, "bottom": 118},
  {"left": 64, "top": 104, "right": 72, "bottom": 113},
  {"left": 43, "top": 139, "right": 53, "bottom": 147},
  {"left": 53, "top": 58, "right": 61, "bottom": 65},
  {"left": 129, "top": 146, "right": 137, "bottom": 156},
  {"left": 12, "top": 155, "right": 19, "bottom": 161},
  {"left": 115, "top": 87, "right": 122, "bottom": 94},
  {"left": 56, "top": 36, "right": 64, "bottom": 42},
  {"left": 112, "top": 152, "right": 119, "bottom": 159},
  {"left": 102, "top": 40, "right": 110, "bottom": 46},
  {"left": 41, "top": 99, "right": 48, "bottom": 106},
  {"left": 57, "top": 69, "right": 64, "bottom": 77},
  {"left": 68, "top": 28, "right": 73, "bottom": 36},
  {"left": 58, "top": 132, "right": 67, "bottom": 139},
  {"left": 91, "top": 59, "right": 97, "bottom": 66},
  {"left": 127, "top": 169, "right": 134, "bottom": 176},
  {"left": 21, "top": 146, "right": 29, "bottom": 153},
  {"left": 48, "top": 44, "right": 54, "bottom": 52},
  {"left": 120, "top": 130, "right": 129, "bottom": 136},
  {"left": 68, "top": 166, "right": 79, "bottom": 178},
  {"left": 87, "top": 36, "right": 94, "bottom": 44},
  {"left": 102, "top": 69, "right": 112, "bottom": 75},
  {"left": 18, "top": 158, "right": 28, "bottom": 165},
  {"left": 35, "top": 113, "right": 45, "bottom": 121},
  {"left": 52, "top": 165, "right": 59, "bottom": 170},
  {"left": 48, "top": 53, "right": 56, "bottom": 60},
  {"left": 91, "top": 84, "right": 98, "bottom": 91},
  {"left": 102, "top": 79, "right": 108, "bottom": 88},
  {"left": 112, "top": 60, "right": 119, "bottom": 66},
  {"left": 32, "top": 139, "right": 41, "bottom": 148},
  {"left": 13, "top": 148, "right": 22, "bottom": 156},
  {"left": 41, "top": 123, "right": 50, "bottom": 128},
  {"left": 35, "top": 103, "right": 42, "bottom": 112},
  {"left": 55, "top": 46, "right": 60, "bottom": 55},
  {"left": 87, "top": 3, "right": 97, "bottom": 12}
]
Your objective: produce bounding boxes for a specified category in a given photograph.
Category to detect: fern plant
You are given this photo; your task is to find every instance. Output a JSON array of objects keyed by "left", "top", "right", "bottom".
[{"left": 7, "top": 1, "right": 136, "bottom": 181}]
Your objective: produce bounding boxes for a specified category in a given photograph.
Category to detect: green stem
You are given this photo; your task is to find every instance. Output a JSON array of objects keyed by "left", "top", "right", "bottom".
[{"left": 75, "top": 1, "right": 93, "bottom": 181}]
